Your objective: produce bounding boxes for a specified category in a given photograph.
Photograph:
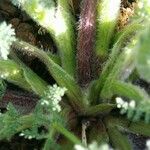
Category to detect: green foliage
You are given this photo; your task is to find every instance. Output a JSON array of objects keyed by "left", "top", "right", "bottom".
[
  {"left": 0, "top": 59, "right": 32, "bottom": 91},
  {"left": 0, "top": 84, "right": 79, "bottom": 149},
  {"left": 12, "top": 40, "right": 86, "bottom": 111},
  {"left": 116, "top": 97, "right": 150, "bottom": 123},
  {"left": 0, "top": 59, "right": 48, "bottom": 95},
  {"left": 0, "top": 0, "right": 150, "bottom": 150},
  {"left": 133, "top": 0, "right": 150, "bottom": 22},
  {"left": 107, "top": 126, "right": 132, "bottom": 150},
  {"left": 0, "top": 79, "right": 6, "bottom": 99},
  {"left": 13, "top": 0, "right": 76, "bottom": 76},
  {"left": 136, "top": 25, "right": 150, "bottom": 82},
  {"left": 96, "top": 0, "right": 121, "bottom": 57}
]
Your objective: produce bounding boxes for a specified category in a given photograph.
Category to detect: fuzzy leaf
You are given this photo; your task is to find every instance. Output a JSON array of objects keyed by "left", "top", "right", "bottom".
[
  {"left": 13, "top": 40, "right": 85, "bottom": 112},
  {"left": 9, "top": 51, "right": 48, "bottom": 96},
  {"left": 22, "top": 66, "right": 48, "bottom": 96},
  {"left": 0, "top": 59, "right": 31, "bottom": 91},
  {"left": 107, "top": 127, "right": 132, "bottom": 150},
  {"left": 113, "top": 21, "right": 143, "bottom": 44},
  {"left": 0, "top": 58, "right": 48, "bottom": 95},
  {"left": 94, "top": 23, "right": 142, "bottom": 103},
  {"left": 112, "top": 80, "right": 149, "bottom": 102},
  {"left": 96, "top": 0, "right": 121, "bottom": 57},
  {"left": 88, "top": 120, "right": 109, "bottom": 144},
  {"left": 0, "top": 103, "right": 21, "bottom": 140},
  {"left": 128, "top": 121, "right": 150, "bottom": 136},
  {"left": 11, "top": 0, "right": 76, "bottom": 77},
  {"left": 105, "top": 116, "right": 150, "bottom": 137},
  {"left": 83, "top": 103, "right": 116, "bottom": 117},
  {"left": 100, "top": 33, "right": 140, "bottom": 101},
  {"left": 136, "top": 26, "right": 150, "bottom": 82}
]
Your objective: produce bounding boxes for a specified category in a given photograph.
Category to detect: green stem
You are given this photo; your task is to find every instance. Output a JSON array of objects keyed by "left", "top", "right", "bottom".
[
  {"left": 17, "top": 114, "right": 35, "bottom": 132},
  {"left": 43, "top": 128, "right": 56, "bottom": 150},
  {"left": 83, "top": 104, "right": 116, "bottom": 117},
  {"left": 53, "top": 123, "right": 81, "bottom": 144},
  {"left": 47, "top": 52, "right": 61, "bottom": 66}
]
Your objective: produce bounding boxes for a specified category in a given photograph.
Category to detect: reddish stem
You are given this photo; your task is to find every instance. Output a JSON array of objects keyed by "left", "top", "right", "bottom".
[{"left": 77, "top": 0, "right": 97, "bottom": 87}]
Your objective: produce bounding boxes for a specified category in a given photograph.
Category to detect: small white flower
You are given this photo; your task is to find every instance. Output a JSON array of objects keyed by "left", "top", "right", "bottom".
[
  {"left": 74, "top": 145, "right": 88, "bottom": 150},
  {"left": 146, "top": 140, "right": 150, "bottom": 150},
  {"left": 41, "top": 84, "right": 67, "bottom": 112},
  {"left": 41, "top": 100, "right": 49, "bottom": 106},
  {"left": 116, "top": 97, "right": 124, "bottom": 108},
  {"left": 0, "top": 72, "right": 10, "bottom": 79},
  {"left": 99, "top": 144, "right": 112, "bottom": 150},
  {"left": 27, "top": 135, "right": 33, "bottom": 140},
  {"left": 19, "top": 133, "right": 25, "bottom": 136},
  {"left": 116, "top": 97, "right": 136, "bottom": 110},
  {"left": 129, "top": 100, "right": 136, "bottom": 108},
  {"left": 74, "top": 142, "right": 113, "bottom": 150},
  {"left": 0, "top": 22, "right": 16, "bottom": 60},
  {"left": 123, "top": 102, "right": 128, "bottom": 110},
  {"left": 88, "top": 141, "right": 99, "bottom": 150},
  {"left": 116, "top": 97, "right": 124, "bottom": 104}
]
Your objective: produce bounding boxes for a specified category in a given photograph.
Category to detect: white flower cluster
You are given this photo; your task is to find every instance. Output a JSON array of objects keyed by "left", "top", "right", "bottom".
[
  {"left": 74, "top": 142, "right": 113, "bottom": 150},
  {"left": 0, "top": 22, "right": 16, "bottom": 60},
  {"left": 116, "top": 97, "right": 136, "bottom": 114},
  {"left": 41, "top": 84, "right": 67, "bottom": 112},
  {"left": 19, "top": 132, "right": 34, "bottom": 140}
]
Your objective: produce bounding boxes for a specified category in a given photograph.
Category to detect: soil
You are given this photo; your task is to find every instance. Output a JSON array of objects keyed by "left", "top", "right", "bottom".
[{"left": 0, "top": 0, "right": 149, "bottom": 150}]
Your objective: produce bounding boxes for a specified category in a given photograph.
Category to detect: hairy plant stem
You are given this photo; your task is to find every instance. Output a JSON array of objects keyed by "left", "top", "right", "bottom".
[
  {"left": 77, "top": 0, "right": 97, "bottom": 87},
  {"left": 43, "top": 128, "right": 56, "bottom": 150},
  {"left": 52, "top": 123, "right": 81, "bottom": 144}
]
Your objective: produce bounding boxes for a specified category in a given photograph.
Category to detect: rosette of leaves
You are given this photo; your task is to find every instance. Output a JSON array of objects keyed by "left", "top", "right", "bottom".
[{"left": 0, "top": 0, "right": 150, "bottom": 150}]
